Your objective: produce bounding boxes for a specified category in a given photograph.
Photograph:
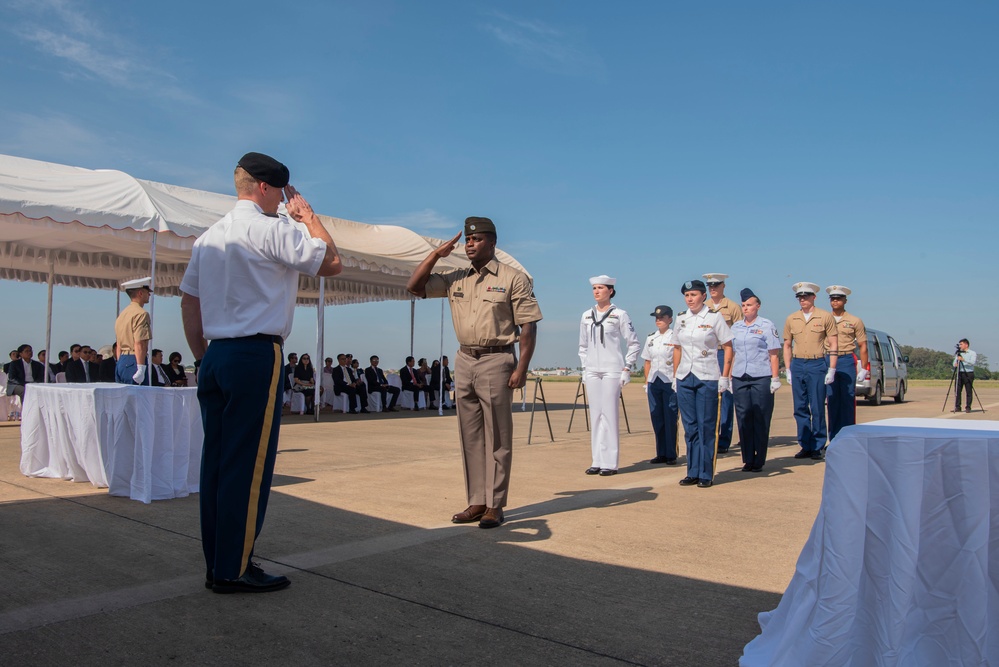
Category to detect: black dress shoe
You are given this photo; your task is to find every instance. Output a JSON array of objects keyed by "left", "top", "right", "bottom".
[
  {"left": 584, "top": 466, "right": 601, "bottom": 475},
  {"left": 665, "top": 458, "right": 677, "bottom": 465},
  {"left": 750, "top": 466, "right": 764, "bottom": 472},
  {"left": 717, "top": 448, "right": 730, "bottom": 454},
  {"left": 212, "top": 563, "right": 290, "bottom": 594},
  {"left": 966, "top": 408, "right": 972, "bottom": 413},
  {"left": 359, "top": 408, "right": 370, "bottom": 413},
  {"left": 598, "top": 469, "right": 617, "bottom": 476},
  {"left": 697, "top": 479, "right": 713, "bottom": 488},
  {"left": 741, "top": 464, "right": 753, "bottom": 472},
  {"left": 793, "top": 449, "right": 811, "bottom": 459},
  {"left": 810, "top": 451, "right": 824, "bottom": 461},
  {"left": 678, "top": 476, "right": 698, "bottom": 486},
  {"left": 649, "top": 456, "right": 670, "bottom": 464},
  {"left": 205, "top": 570, "right": 214, "bottom": 589}
]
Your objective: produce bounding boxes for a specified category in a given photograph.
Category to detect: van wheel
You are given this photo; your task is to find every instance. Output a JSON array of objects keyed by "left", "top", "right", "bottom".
[
  {"left": 894, "top": 382, "right": 905, "bottom": 403},
  {"left": 868, "top": 382, "right": 882, "bottom": 406}
]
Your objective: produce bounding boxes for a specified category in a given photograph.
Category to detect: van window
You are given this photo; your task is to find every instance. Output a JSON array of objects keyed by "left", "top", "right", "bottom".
[
  {"left": 883, "top": 339, "right": 895, "bottom": 364},
  {"left": 870, "top": 335, "right": 883, "bottom": 362}
]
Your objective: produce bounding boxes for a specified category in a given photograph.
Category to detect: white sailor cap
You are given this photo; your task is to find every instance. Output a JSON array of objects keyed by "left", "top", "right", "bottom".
[
  {"left": 826, "top": 285, "right": 851, "bottom": 297},
  {"left": 121, "top": 277, "right": 152, "bottom": 291},
  {"left": 702, "top": 273, "right": 728, "bottom": 285},
  {"left": 792, "top": 281, "right": 820, "bottom": 296},
  {"left": 589, "top": 275, "right": 616, "bottom": 286}
]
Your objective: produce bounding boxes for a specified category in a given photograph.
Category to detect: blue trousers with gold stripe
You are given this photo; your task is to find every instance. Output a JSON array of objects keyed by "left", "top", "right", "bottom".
[
  {"left": 826, "top": 353, "right": 857, "bottom": 441},
  {"left": 198, "top": 337, "right": 285, "bottom": 581}
]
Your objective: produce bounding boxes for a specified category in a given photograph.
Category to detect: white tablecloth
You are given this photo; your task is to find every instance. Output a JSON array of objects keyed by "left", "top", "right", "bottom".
[
  {"left": 742, "top": 418, "right": 999, "bottom": 666},
  {"left": 19, "top": 384, "right": 203, "bottom": 503}
]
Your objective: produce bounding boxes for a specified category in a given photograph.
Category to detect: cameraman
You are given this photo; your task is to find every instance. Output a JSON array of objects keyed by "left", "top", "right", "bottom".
[{"left": 953, "top": 339, "right": 977, "bottom": 413}]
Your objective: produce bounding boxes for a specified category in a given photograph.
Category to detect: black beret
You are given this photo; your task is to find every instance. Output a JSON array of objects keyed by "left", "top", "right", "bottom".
[
  {"left": 464, "top": 216, "right": 496, "bottom": 236},
  {"left": 680, "top": 279, "right": 706, "bottom": 295},
  {"left": 650, "top": 305, "right": 673, "bottom": 318},
  {"left": 237, "top": 152, "right": 290, "bottom": 188},
  {"left": 740, "top": 288, "right": 758, "bottom": 303}
]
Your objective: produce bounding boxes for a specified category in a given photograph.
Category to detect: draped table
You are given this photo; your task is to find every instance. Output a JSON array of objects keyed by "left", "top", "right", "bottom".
[
  {"left": 19, "top": 383, "right": 203, "bottom": 503},
  {"left": 741, "top": 418, "right": 999, "bottom": 666}
]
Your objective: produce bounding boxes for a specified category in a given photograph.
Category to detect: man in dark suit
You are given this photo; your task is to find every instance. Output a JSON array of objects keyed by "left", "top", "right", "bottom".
[
  {"left": 3, "top": 350, "right": 16, "bottom": 375},
  {"left": 332, "top": 353, "right": 368, "bottom": 413},
  {"left": 98, "top": 344, "right": 117, "bottom": 383},
  {"left": 65, "top": 344, "right": 98, "bottom": 383},
  {"left": 364, "top": 355, "right": 399, "bottom": 412},
  {"left": 400, "top": 356, "right": 430, "bottom": 411},
  {"left": 6, "top": 344, "right": 46, "bottom": 399},
  {"left": 431, "top": 355, "right": 455, "bottom": 409}
]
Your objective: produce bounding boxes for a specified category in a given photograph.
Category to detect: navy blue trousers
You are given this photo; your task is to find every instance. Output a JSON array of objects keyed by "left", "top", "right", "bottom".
[
  {"left": 115, "top": 354, "right": 138, "bottom": 385},
  {"left": 733, "top": 375, "right": 774, "bottom": 469},
  {"left": 826, "top": 353, "right": 856, "bottom": 441},
  {"left": 198, "top": 338, "right": 285, "bottom": 581},
  {"left": 677, "top": 374, "right": 719, "bottom": 481},
  {"left": 647, "top": 377, "right": 678, "bottom": 460},
  {"left": 716, "top": 350, "right": 734, "bottom": 450},
  {"left": 790, "top": 357, "right": 828, "bottom": 452}
]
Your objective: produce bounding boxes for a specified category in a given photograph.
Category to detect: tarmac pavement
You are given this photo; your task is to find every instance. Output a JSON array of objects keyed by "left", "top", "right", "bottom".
[{"left": 1, "top": 381, "right": 996, "bottom": 666}]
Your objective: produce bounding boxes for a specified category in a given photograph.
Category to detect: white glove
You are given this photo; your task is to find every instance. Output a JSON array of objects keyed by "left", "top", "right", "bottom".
[
  {"left": 770, "top": 378, "right": 782, "bottom": 394},
  {"left": 133, "top": 365, "right": 146, "bottom": 384},
  {"left": 824, "top": 367, "right": 836, "bottom": 385},
  {"left": 857, "top": 368, "right": 868, "bottom": 383},
  {"left": 643, "top": 383, "right": 648, "bottom": 394},
  {"left": 785, "top": 370, "right": 791, "bottom": 386},
  {"left": 718, "top": 376, "right": 732, "bottom": 393},
  {"left": 671, "top": 377, "right": 677, "bottom": 392},
  {"left": 620, "top": 370, "right": 631, "bottom": 387},
  {"left": 580, "top": 374, "right": 586, "bottom": 386}
]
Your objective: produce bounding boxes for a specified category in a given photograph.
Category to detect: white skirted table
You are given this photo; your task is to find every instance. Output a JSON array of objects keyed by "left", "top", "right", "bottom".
[
  {"left": 19, "top": 383, "right": 203, "bottom": 503},
  {"left": 741, "top": 418, "right": 999, "bottom": 666}
]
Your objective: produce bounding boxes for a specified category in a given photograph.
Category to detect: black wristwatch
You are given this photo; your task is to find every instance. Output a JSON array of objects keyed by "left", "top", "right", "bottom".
[{"left": 194, "top": 359, "right": 202, "bottom": 369}]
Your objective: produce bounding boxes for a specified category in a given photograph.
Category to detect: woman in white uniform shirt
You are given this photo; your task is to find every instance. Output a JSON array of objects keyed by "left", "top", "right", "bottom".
[
  {"left": 642, "top": 305, "right": 678, "bottom": 465},
  {"left": 672, "top": 280, "right": 733, "bottom": 488},
  {"left": 579, "top": 275, "right": 640, "bottom": 476}
]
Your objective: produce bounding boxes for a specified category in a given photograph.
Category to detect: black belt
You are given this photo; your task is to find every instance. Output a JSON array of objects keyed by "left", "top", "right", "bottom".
[
  {"left": 231, "top": 333, "right": 284, "bottom": 346},
  {"left": 459, "top": 344, "right": 513, "bottom": 359}
]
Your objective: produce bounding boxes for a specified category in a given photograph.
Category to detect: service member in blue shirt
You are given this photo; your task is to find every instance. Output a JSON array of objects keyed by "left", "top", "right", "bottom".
[{"left": 730, "top": 288, "right": 782, "bottom": 472}]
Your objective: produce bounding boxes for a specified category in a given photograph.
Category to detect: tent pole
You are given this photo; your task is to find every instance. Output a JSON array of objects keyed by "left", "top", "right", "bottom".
[
  {"left": 44, "top": 258, "right": 54, "bottom": 383},
  {"left": 147, "top": 232, "right": 157, "bottom": 386},
  {"left": 316, "top": 279, "right": 325, "bottom": 422},
  {"left": 410, "top": 298, "right": 415, "bottom": 358},
  {"left": 438, "top": 299, "right": 444, "bottom": 415}
]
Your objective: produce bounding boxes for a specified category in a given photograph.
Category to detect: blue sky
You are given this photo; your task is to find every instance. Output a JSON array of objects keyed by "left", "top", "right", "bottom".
[{"left": 3, "top": 1, "right": 997, "bottom": 369}]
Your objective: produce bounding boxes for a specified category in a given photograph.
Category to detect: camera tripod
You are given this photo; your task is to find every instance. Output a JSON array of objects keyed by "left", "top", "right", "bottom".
[{"left": 941, "top": 351, "right": 986, "bottom": 413}]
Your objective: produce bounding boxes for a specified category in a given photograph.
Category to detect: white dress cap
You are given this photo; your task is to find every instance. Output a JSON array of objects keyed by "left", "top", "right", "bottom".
[
  {"left": 825, "top": 285, "right": 851, "bottom": 297},
  {"left": 702, "top": 273, "right": 729, "bottom": 284},
  {"left": 792, "top": 281, "right": 820, "bottom": 295},
  {"left": 589, "top": 275, "right": 616, "bottom": 286},
  {"left": 121, "top": 276, "right": 152, "bottom": 291}
]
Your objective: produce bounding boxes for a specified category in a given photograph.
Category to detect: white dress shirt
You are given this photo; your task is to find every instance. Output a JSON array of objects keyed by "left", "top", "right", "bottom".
[
  {"left": 673, "top": 306, "right": 733, "bottom": 381},
  {"left": 641, "top": 329, "right": 675, "bottom": 383}
]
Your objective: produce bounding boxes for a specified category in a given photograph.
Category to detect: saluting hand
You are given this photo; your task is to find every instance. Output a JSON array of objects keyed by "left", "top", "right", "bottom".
[
  {"left": 435, "top": 232, "right": 462, "bottom": 259},
  {"left": 284, "top": 185, "right": 316, "bottom": 223}
]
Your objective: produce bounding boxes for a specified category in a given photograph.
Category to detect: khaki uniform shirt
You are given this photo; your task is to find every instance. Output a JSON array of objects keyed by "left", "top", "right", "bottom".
[
  {"left": 709, "top": 297, "right": 743, "bottom": 327},
  {"left": 425, "top": 258, "right": 542, "bottom": 347},
  {"left": 115, "top": 301, "right": 151, "bottom": 355},
  {"left": 783, "top": 308, "right": 837, "bottom": 359},
  {"left": 828, "top": 312, "right": 867, "bottom": 355}
]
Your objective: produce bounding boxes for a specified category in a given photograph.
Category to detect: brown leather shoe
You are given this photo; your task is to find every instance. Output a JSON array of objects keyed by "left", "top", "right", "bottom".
[
  {"left": 451, "top": 505, "right": 487, "bottom": 523},
  {"left": 478, "top": 507, "right": 505, "bottom": 529}
]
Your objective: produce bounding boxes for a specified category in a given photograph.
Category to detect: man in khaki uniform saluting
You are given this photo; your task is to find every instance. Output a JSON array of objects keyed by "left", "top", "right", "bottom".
[{"left": 407, "top": 217, "right": 542, "bottom": 529}]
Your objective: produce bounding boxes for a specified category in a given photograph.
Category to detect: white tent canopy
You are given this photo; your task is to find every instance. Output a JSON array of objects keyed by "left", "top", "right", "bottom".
[{"left": 0, "top": 153, "right": 529, "bottom": 303}]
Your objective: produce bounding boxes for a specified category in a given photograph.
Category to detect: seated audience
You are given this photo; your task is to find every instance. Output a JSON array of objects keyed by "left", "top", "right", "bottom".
[
  {"left": 332, "top": 353, "right": 369, "bottom": 413},
  {"left": 98, "top": 345, "right": 117, "bottom": 382},
  {"left": 294, "top": 354, "right": 319, "bottom": 412},
  {"left": 430, "top": 357, "right": 454, "bottom": 408},
  {"left": 365, "top": 355, "right": 399, "bottom": 412},
  {"left": 65, "top": 344, "right": 98, "bottom": 383},
  {"left": 164, "top": 351, "right": 188, "bottom": 386},
  {"left": 149, "top": 349, "right": 172, "bottom": 387},
  {"left": 6, "top": 344, "right": 45, "bottom": 398},
  {"left": 401, "top": 356, "right": 431, "bottom": 410}
]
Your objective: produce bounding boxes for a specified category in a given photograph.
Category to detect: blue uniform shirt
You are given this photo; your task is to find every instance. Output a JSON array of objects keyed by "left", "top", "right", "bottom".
[{"left": 731, "top": 316, "right": 781, "bottom": 378}]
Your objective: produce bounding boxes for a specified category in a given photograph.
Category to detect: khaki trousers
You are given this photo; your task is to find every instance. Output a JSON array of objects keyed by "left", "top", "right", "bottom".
[{"left": 455, "top": 349, "right": 515, "bottom": 508}]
